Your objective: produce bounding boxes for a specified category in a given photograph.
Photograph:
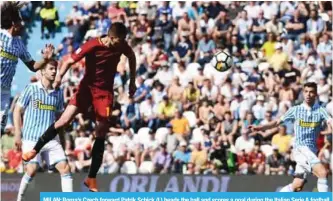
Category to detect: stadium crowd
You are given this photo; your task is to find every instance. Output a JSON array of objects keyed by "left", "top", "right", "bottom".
[{"left": 1, "top": 1, "right": 332, "bottom": 176}]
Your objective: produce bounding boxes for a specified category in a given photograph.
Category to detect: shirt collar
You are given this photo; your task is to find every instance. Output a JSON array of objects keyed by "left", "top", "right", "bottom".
[
  {"left": 37, "top": 81, "right": 55, "bottom": 93},
  {"left": 302, "top": 101, "right": 319, "bottom": 111}
]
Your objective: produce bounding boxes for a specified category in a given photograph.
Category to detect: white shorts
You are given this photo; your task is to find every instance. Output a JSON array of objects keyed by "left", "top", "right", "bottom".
[
  {"left": 22, "top": 140, "right": 67, "bottom": 167},
  {"left": 1, "top": 89, "right": 11, "bottom": 130},
  {"left": 293, "top": 146, "right": 321, "bottom": 177}
]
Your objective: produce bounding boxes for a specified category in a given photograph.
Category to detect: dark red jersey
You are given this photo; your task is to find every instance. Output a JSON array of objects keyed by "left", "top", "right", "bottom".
[{"left": 71, "top": 37, "right": 133, "bottom": 90}]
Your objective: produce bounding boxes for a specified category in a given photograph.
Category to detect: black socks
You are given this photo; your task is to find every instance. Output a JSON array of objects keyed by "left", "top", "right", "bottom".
[
  {"left": 33, "top": 123, "right": 58, "bottom": 153},
  {"left": 88, "top": 138, "right": 105, "bottom": 178}
]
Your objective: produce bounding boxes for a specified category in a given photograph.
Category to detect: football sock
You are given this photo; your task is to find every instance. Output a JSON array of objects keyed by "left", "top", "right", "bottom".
[
  {"left": 88, "top": 138, "right": 105, "bottom": 178},
  {"left": 33, "top": 123, "right": 58, "bottom": 153},
  {"left": 61, "top": 173, "right": 73, "bottom": 192},
  {"left": 279, "top": 183, "right": 294, "bottom": 192},
  {"left": 17, "top": 173, "right": 33, "bottom": 201},
  {"left": 317, "top": 178, "right": 328, "bottom": 192}
]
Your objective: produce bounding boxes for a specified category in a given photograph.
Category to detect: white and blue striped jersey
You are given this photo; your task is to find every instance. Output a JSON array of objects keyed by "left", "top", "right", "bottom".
[
  {"left": 17, "top": 82, "right": 63, "bottom": 142},
  {"left": 280, "top": 102, "right": 332, "bottom": 152},
  {"left": 0, "top": 29, "right": 33, "bottom": 90}
]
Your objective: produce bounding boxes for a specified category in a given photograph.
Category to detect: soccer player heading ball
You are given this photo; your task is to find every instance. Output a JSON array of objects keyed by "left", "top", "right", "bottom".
[
  {"left": 22, "top": 22, "right": 137, "bottom": 192},
  {"left": 249, "top": 82, "right": 332, "bottom": 192}
]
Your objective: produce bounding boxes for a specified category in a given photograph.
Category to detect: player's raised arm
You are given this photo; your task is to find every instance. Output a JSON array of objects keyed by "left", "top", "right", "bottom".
[
  {"left": 249, "top": 106, "right": 296, "bottom": 132},
  {"left": 53, "top": 40, "right": 94, "bottom": 88},
  {"left": 23, "top": 44, "right": 55, "bottom": 72}
]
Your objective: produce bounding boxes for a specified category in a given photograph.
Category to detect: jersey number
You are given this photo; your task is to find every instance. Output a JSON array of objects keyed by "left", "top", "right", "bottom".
[{"left": 106, "top": 107, "right": 110, "bottom": 117}]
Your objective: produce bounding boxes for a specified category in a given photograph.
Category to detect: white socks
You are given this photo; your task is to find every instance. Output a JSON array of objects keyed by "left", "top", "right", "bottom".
[
  {"left": 279, "top": 183, "right": 294, "bottom": 192},
  {"left": 279, "top": 178, "right": 329, "bottom": 192},
  {"left": 61, "top": 173, "right": 73, "bottom": 192},
  {"left": 317, "top": 178, "right": 328, "bottom": 192},
  {"left": 17, "top": 173, "right": 33, "bottom": 201}
]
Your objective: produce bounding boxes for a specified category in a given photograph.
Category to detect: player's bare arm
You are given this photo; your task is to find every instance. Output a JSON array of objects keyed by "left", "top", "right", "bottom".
[
  {"left": 249, "top": 119, "right": 281, "bottom": 132},
  {"left": 321, "top": 119, "right": 333, "bottom": 135},
  {"left": 126, "top": 46, "right": 137, "bottom": 98},
  {"left": 53, "top": 57, "right": 76, "bottom": 89},
  {"left": 24, "top": 44, "right": 55, "bottom": 72}
]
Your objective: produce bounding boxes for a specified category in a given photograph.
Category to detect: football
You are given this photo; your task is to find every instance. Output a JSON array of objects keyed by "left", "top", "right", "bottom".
[{"left": 210, "top": 51, "right": 233, "bottom": 72}]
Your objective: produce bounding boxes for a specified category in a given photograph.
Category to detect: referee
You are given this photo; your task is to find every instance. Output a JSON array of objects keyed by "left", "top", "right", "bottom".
[{"left": 0, "top": 2, "right": 54, "bottom": 135}]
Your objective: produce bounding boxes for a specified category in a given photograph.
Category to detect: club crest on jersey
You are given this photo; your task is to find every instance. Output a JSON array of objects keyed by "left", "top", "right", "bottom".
[{"left": 33, "top": 100, "right": 56, "bottom": 111}]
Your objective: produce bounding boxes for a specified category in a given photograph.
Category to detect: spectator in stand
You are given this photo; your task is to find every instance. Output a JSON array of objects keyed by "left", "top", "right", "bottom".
[
  {"left": 235, "top": 129, "right": 255, "bottom": 154},
  {"left": 271, "top": 125, "right": 292, "bottom": 155},
  {"left": 249, "top": 143, "right": 265, "bottom": 174},
  {"left": 235, "top": 10, "right": 252, "bottom": 46},
  {"left": 140, "top": 95, "right": 157, "bottom": 129},
  {"left": 266, "top": 147, "right": 286, "bottom": 175},
  {"left": 190, "top": 141, "right": 207, "bottom": 174},
  {"left": 220, "top": 111, "right": 238, "bottom": 145},
  {"left": 285, "top": 10, "right": 306, "bottom": 42},
  {"left": 213, "top": 11, "right": 232, "bottom": 43},
  {"left": 40, "top": 1, "right": 59, "bottom": 39},
  {"left": 172, "top": 32, "right": 193, "bottom": 65},
  {"left": 153, "top": 143, "right": 171, "bottom": 173},
  {"left": 195, "top": 33, "right": 216, "bottom": 66},
  {"left": 261, "top": 32, "right": 276, "bottom": 59},
  {"left": 317, "top": 33, "right": 332, "bottom": 68},
  {"left": 95, "top": 11, "right": 111, "bottom": 36},
  {"left": 1, "top": 127, "right": 15, "bottom": 158},
  {"left": 121, "top": 97, "right": 140, "bottom": 132},
  {"left": 6, "top": 145, "right": 22, "bottom": 173},
  {"left": 99, "top": 142, "right": 119, "bottom": 174},
  {"left": 249, "top": 10, "right": 267, "bottom": 48},
  {"left": 210, "top": 139, "right": 229, "bottom": 174},
  {"left": 134, "top": 76, "right": 150, "bottom": 103},
  {"left": 306, "top": 9, "right": 325, "bottom": 48},
  {"left": 182, "top": 81, "right": 200, "bottom": 111},
  {"left": 237, "top": 149, "right": 250, "bottom": 175},
  {"left": 157, "top": 96, "right": 177, "bottom": 127},
  {"left": 170, "top": 110, "right": 190, "bottom": 141},
  {"left": 252, "top": 95, "right": 266, "bottom": 121}
]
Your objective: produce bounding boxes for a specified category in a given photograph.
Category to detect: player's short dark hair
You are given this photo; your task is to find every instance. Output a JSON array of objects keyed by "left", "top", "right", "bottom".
[
  {"left": 1, "top": 2, "right": 22, "bottom": 29},
  {"left": 108, "top": 22, "right": 128, "bottom": 38},
  {"left": 42, "top": 59, "right": 58, "bottom": 70},
  {"left": 303, "top": 82, "right": 317, "bottom": 92}
]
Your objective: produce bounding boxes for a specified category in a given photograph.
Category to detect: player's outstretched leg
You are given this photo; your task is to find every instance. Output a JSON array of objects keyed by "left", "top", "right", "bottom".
[
  {"left": 55, "top": 161, "right": 73, "bottom": 192},
  {"left": 312, "top": 163, "right": 329, "bottom": 192},
  {"left": 279, "top": 177, "right": 305, "bottom": 192},
  {"left": 84, "top": 121, "right": 107, "bottom": 192},
  {"left": 17, "top": 163, "right": 38, "bottom": 201},
  {"left": 22, "top": 105, "right": 78, "bottom": 162}
]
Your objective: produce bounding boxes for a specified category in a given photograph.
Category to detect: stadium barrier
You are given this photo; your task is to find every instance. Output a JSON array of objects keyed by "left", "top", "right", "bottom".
[{"left": 2, "top": 174, "right": 332, "bottom": 201}]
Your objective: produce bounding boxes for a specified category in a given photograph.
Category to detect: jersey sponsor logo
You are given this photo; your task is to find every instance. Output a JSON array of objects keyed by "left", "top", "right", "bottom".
[
  {"left": 33, "top": 100, "right": 56, "bottom": 111},
  {"left": 0, "top": 49, "right": 18, "bottom": 61},
  {"left": 299, "top": 119, "right": 320, "bottom": 128}
]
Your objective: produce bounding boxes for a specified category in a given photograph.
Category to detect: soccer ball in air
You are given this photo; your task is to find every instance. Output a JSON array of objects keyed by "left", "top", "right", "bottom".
[{"left": 210, "top": 51, "right": 233, "bottom": 72}]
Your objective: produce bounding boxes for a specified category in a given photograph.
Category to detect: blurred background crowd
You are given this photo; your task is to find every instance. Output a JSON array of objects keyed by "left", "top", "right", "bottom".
[{"left": 1, "top": 1, "right": 332, "bottom": 176}]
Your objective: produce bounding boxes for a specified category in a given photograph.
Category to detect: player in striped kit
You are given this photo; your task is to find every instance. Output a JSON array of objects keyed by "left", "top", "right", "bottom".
[
  {"left": 14, "top": 60, "right": 72, "bottom": 201},
  {"left": 0, "top": 2, "right": 54, "bottom": 134},
  {"left": 250, "top": 82, "right": 332, "bottom": 192}
]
